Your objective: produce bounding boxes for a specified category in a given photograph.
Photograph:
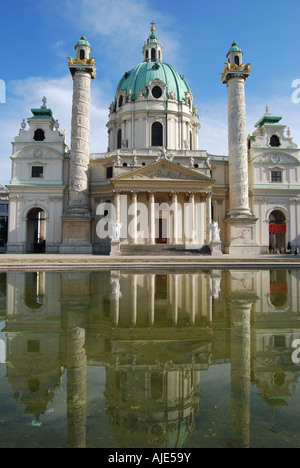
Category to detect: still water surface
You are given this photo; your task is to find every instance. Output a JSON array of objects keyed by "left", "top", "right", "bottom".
[{"left": 0, "top": 268, "right": 300, "bottom": 448}]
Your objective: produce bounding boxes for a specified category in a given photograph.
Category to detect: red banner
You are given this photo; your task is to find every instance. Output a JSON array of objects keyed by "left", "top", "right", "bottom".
[
  {"left": 269, "top": 224, "right": 286, "bottom": 234},
  {"left": 270, "top": 283, "right": 288, "bottom": 293}
]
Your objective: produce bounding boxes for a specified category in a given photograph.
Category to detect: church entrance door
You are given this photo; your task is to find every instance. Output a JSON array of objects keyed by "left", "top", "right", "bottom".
[
  {"left": 269, "top": 210, "right": 286, "bottom": 252},
  {"left": 155, "top": 218, "right": 167, "bottom": 244},
  {"left": 26, "top": 208, "right": 46, "bottom": 253}
]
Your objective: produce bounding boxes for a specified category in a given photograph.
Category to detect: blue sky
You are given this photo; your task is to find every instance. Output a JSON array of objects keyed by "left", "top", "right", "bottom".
[{"left": 1, "top": 0, "right": 300, "bottom": 185}]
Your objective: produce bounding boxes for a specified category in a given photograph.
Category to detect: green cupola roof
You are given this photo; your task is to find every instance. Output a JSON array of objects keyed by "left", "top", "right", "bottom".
[
  {"left": 75, "top": 35, "right": 91, "bottom": 49},
  {"left": 255, "top": 106, "right": 282, "bottom": 128},
  {"left": 227, "top": 42, "right": 242, "bottom": 56}
]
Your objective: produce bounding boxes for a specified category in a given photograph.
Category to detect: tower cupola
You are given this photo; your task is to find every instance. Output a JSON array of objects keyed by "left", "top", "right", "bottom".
[
  {"left": 75, "top": 35, "right": 91, "bottom": 61},
  {"left": 226, "top": 42, "right": 243, "bottom": 67},
  {"left": 143, "top": 22, "right": 163, "bottom": 62}
]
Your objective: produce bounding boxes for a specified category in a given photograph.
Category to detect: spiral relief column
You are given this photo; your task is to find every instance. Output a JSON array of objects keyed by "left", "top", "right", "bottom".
[
  {"left": 60, "top": 36, "right": 96, "bottom": 254},
  {"left": 221, "top": 43, "right": 259, "bottom": 254}
]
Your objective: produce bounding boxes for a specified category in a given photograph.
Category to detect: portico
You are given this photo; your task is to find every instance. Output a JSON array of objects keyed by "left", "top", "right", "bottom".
[{"left": 92, "top": 159, "right": 213, "bottom": 252}]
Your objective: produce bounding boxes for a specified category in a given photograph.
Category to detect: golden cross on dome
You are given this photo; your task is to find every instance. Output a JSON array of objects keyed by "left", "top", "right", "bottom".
[{"left": 151, "top": 21, "right": 155, "bottom": 33}]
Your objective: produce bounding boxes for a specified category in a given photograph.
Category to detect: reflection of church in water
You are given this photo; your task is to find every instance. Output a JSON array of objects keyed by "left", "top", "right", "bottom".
[{"left": 1, "top": 269, "right": 300, "bottom": 448}]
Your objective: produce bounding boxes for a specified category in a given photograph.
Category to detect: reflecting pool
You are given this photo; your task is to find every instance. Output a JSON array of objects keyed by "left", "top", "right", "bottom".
[{"left": 0, "top": 269, "right": 300, "bottom": 448}]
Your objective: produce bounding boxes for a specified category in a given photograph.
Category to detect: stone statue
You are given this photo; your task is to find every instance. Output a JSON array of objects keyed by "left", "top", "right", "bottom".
[
  {"left": 209, "top": 221, "right": 221, "bottom": 242},
  {"left": 21, "top": 119, "right": 26, "bottom": 130},
  {"left": 115, "top": 154, "right": 122, "bottom": 166},
  {"left": 42, "top": 96, "right": 47, "bottom": 109},
  {"left": 110, "top": 221, "right": 122, "bottom": 241}
]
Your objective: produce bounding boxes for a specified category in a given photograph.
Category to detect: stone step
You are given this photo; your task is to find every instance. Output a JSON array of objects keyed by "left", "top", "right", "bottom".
[{"left": 120, "top": 244, "right": 211, "bottom": 256}]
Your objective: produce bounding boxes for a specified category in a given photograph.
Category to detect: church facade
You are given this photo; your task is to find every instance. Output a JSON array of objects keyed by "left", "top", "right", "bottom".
[{"left": 6, "top": 27, "right": 300, "bottom": 255}]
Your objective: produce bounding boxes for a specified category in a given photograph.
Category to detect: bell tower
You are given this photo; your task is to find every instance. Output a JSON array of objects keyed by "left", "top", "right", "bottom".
[
  {"left": 60, "top": 36, "right": 96, "bottom": 254},
  {"left": 221, "top": 43, "right": 259, "bottom": 254}
]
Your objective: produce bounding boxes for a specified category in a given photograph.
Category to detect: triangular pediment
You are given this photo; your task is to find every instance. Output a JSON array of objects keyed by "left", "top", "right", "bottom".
[{"left": 113, "top": 159, "right": 212, "bottom": 182}]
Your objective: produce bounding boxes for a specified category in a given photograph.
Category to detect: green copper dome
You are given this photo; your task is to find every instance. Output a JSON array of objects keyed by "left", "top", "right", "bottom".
[{"left": 115, "top": 61, "right": 192, "bottom": 105}]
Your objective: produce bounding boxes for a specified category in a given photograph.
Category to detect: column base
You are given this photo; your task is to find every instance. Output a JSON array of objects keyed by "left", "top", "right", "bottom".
[
  {"left": 224, "top": 216, "right": 260, "bottom": 255},
  {"left": 59, "top": 217, "right": 93, "bottom": 254}
]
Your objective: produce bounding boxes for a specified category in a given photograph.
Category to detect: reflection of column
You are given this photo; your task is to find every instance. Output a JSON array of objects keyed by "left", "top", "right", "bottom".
[
  {"left": 190, "top": 274, "right": 196, "bottom": 324},
  {"left": 172, "top": 275, "right": 178, "bottom": 325},
  {"left": 230, "top": 299, "right": 252, "bottom": 449},
  {"left": 149, "top": 274, "right": 155, "bottom": 326},
  {"left": 131, "top": 192, "right": 138, "bottom": 244},
  {"left": 111, "top": 271, "right": 122, "bottom": 326},
  {"left": 62, "top": 272, "right": 89, "bottom": 449},
  {"left": 131, "top": 275, "right": 137, "bottom": 325},
  {"left": 172, "top": 192, "right": 178, "bottom": 245},
  {"left": 148, "top": 192, "right": 155, "bottom": 245},
  {"left": 66, "top": 313, "right": 87, "bottom": 449}
]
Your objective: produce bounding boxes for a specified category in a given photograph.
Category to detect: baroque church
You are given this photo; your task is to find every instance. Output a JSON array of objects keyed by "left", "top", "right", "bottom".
[{"left": 6, "top": 26, "right": 300, "bottom": 255}]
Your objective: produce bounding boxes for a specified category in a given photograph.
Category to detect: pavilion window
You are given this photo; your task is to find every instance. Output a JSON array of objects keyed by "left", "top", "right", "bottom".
[
  {"left": 270, "top": 135, "right": 280, "bottom": 147},
  {"left": 271, "top": 170, "right": 282, "bottom": 183},
  {"left": 33, "top": 129, "right": 45, "bottom": 141}
]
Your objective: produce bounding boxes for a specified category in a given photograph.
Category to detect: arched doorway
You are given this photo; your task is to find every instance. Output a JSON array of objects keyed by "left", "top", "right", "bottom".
[
  {"left": 269, "top": 210, "right": 287, "bottom": 252},
  {"left": 26, "top": 208, "right": 46, "bottom": 253}
]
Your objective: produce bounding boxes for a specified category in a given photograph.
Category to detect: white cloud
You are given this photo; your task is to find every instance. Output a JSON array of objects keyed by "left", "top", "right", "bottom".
[{"left": 39, "top": 0, "right": 181, "bottom": 70}]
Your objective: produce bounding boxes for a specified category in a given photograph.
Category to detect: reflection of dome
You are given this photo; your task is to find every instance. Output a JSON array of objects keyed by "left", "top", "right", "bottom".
[{"left": 115, "top": 61, "right": 192, "bottom": 104}]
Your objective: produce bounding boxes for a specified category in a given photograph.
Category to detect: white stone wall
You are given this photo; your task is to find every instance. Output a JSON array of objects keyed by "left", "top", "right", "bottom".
[{"left": 107, "top": 99, "right": 199, "bottom": 152}]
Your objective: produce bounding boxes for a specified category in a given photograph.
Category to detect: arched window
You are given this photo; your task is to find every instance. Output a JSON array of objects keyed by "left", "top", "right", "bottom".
[
  {"left": 270, "top": 135, "right": 280, "bottom": 147},
  {"left": 80, "top": 49, "right": 85, "bottom": 60},
  {"left": 234, "top": 55, "right": 240, "bottom": 65},
  {"left": 33, "top": 129, "right": 45, "bottom": 141},
  {"left": 151, "top": 122, "right": 163, "bottom": 147},
  {"left": 151, "top": 48, "right": 156, "bottom": 62},
  {"left": 117, "top": 129, "right": 122, "bottom": 149}
]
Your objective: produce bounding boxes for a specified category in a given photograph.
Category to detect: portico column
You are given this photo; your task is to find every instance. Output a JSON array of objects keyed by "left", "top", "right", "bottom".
[
  {"left": 114, "top": 191, "right": 121, "bottom": 224},
  {"left": 172, "top": 192, "right": 179, "bottom": 245},
  {"left": 206, "top": 193, "right": 212, "bottom": 243},
  {"left": 131, "top": 191, "right": 138, "bottom": 244},
  {"left": 189, "top": 192, "right": 196, "bottom": 244},
  {"left": 148, "top": 192, "right": 155, "bottom": 245}
]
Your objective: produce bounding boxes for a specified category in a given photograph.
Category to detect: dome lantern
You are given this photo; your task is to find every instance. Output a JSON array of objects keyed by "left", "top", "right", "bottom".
[{"left": 143, "top": 22, "right": 163, "bottom": 63}]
